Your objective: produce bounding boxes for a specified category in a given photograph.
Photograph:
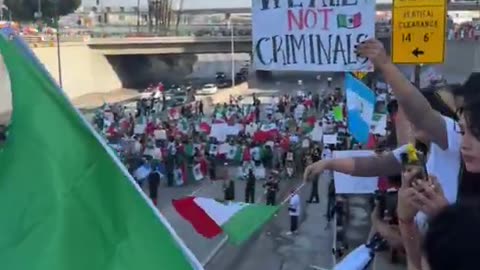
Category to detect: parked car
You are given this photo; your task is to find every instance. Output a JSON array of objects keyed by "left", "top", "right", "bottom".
[
  {"left": 216, "top": 72, "right": 226, "bottom": 81},
  {"left": 235, "top": 72, "right": 247, "bottom": 83},
  {"left": 197, "top": 84, "right": 218, "bottom": 95}
]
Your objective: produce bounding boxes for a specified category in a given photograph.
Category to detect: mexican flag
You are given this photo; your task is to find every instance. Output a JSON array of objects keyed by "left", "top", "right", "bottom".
[
  {"left": 337, "top": 12, "right": 362, "bottom": 29},
  {"left": 184, "top": 143, "right": 194, "bottom": 157},
  {"left": 227, "top": 145, "right": 243, "bottom": 162},
  {"left": 197, "top": 121, "right": 211, "bottom": 134},
  {"left": 175, "top": 166, "right": 188, "bottom": 186},
  {"left": 172, "top": 197, "right": 278, "bottom": 245},
  {"left": 177, "top": 118, "right": 189, "bottom": 135},
  {"left": 0, "top": 29, "right": 202, "bottom": 269},
  {"left": 169, "top": 107, "right": 181, "bottom": 120},
  {"left": 253, "top": 123, "right": 279, "bottom": 144},
  {"left": 302, "top": 115, "right": 317, "bottom": 134},
  {"left": 191, "top": 163, "right": 205, "bottom": 181}
]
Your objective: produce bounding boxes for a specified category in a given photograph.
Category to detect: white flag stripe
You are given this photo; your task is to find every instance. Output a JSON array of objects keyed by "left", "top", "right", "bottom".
[{"left": 193, "top": 197, "right": 246, "bottom": 226}]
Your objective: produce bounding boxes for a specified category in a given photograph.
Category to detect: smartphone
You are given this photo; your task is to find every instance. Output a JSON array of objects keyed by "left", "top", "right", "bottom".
[
  {"left": 411, "top": 152, "right": 429, "bottom": 188},
  {"left": 400, "top": 151, "right": 428, "bottom": 186}
]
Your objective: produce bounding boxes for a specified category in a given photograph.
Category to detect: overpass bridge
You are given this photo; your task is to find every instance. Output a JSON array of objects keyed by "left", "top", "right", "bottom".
[
  {"left": 176, "top": 2, "right": 480, "bottom": 14},
  {"left": 85, "top": 33, "right": 392, "bottom": 55},
  {"left": 28, "top": 33, "right": 477, "bottom": 104},
  {"left": 86, "top": 36, "right": 253, "bottom": 55}
]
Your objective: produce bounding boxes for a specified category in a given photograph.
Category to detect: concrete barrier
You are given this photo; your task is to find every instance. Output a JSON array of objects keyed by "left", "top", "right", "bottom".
[
  {"left": 438, "top": 40, "right": 480, "bottom": 83},
  {"left": 31, "top": 43, "right": 122, "bottom": 99}
]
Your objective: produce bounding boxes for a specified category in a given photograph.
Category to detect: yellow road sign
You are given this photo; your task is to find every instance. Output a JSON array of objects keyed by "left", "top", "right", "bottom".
[{"left": 392, "top": 0, "right": 447, "bottom": 64}]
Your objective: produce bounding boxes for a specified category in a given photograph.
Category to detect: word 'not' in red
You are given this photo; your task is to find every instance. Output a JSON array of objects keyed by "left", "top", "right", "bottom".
[{"left": 287, "top": 8, "right": 334, "bottom": 31}]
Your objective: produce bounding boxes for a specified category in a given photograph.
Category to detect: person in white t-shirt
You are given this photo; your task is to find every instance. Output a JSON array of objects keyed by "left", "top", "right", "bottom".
[
  {"left": 392, "top": 118, "right": 461, "bottom": 232},
  {"left": 287, "top": 189, "right": 301, "bottom": 235},
  {"left": 356, "top": 41, "right": 480, "bottom": 270}
]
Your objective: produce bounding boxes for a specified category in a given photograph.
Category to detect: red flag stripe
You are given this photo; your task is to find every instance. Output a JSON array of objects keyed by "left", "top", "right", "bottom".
[{"left": 172, "top": 197, "right": 223, "bottom": 239}]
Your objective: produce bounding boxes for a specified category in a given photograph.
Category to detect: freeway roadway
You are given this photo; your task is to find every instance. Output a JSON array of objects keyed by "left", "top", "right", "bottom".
[
  {"left": 145, "top": 78, "right": 340, "bottom": 270},
  {"left": 205, "top": 173, "right": 335, "bottom": 270}
]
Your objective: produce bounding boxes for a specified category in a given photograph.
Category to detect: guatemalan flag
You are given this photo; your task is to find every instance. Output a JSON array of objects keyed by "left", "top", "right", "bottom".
[{"left": 345, "top": 73, "right": 375, "bottom": 144}]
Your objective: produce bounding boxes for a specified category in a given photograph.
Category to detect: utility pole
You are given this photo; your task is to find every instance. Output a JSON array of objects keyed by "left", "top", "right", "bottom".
[{"left": 414, "top": 65, "right": 421, "bottom": 89}]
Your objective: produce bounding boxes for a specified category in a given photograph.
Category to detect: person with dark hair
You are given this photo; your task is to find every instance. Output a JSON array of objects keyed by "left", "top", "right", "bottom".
[
  {"left": 422, "top": 202, "right": 480, "bottom": 270},
  {"left": 263, "top": 175, "right": 279, "bottom": 206},
  {"left": 147, "top": 169, "right": 160, "bottom": 206},
  {"left": 223, "top": 178, "right": 235, "bottom": 201},
  {"left": 245, "top": 169, "right": 256, "bottom": 203}
]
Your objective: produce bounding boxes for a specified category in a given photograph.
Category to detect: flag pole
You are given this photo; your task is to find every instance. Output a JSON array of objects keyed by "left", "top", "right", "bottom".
[
  {"left": 3, "top": 29, "right": 205, "bottom": 270},
  {"left": 54, "top": 0, "right": 63, "bottom": 88}
]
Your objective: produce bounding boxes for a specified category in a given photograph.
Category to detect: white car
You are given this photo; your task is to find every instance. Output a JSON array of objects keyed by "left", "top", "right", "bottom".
[{"left": 197, "top": 84, "right": 218, "bottom": 95}]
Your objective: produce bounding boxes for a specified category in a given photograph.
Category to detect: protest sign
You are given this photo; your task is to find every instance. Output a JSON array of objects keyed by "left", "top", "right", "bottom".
[
  {"left": 333, "top": 105, "right": 344, "bottom": 121},
  {"left": 252, "top": 0, "right": 375, "bottom": 72},
  {"left": 323, "top": 134, "right": 338, "bottom": 145},
  {"left": 134, "top": 124, "right": 146, "bottom": 135},
  {"left": 333, "top": 150, "right": 378, "bottom": 194},
  {"left": 154, "top": 129, "right": 167, "bottom": 140}
]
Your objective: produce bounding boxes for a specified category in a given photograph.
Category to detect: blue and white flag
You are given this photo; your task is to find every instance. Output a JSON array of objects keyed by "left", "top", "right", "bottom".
[{"left": 345, "top": 73, "right": 375, "bottom": 144}]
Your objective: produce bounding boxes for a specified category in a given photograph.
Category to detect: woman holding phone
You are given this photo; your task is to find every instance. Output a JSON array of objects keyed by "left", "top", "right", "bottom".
[{"left": 354, "top": 40, "right": 480, "bottom": 270}]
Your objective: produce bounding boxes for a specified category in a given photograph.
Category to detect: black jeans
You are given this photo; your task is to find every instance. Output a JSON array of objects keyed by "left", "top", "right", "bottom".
[
  {"left": 149, "top": 178, "right": 160, "bottom": 201},
  {"left": 266, "top": 191, "right": 276, "bottom": 206},
  {"left": 290, "top": 215, "right": 299, "bottom": 232},
  {"left": 245, "top": 188, "right": 255, "bottom": 203}
]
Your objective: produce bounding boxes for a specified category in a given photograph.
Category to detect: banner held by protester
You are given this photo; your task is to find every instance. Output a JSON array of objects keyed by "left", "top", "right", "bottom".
[{"left": 252, "top": 0, "right": 375, "bottom": 71}]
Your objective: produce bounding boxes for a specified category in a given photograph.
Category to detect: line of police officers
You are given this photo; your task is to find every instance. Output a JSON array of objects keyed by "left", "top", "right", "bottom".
[{"left": 222, "top": 145, "right": 322, "bottom": 206}]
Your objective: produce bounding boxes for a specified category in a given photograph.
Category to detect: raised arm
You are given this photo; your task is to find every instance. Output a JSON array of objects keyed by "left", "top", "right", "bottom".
[
  {"left": 395, "top": 107, "right": 414, "bottom": 146},
  {"left": 358, "top": 39, "right": 448, "bottom": 149},
  {"left": 304, "top": 151, "right": 402, "bottom": 181}
]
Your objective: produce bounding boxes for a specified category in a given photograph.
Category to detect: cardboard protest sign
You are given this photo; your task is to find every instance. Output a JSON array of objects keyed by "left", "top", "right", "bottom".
[
  {"left": 333, "top": 150, "right": 378, "bottom": 194},
  {"left": 252, "top": 0, "right": 375, "bottom": 72}
]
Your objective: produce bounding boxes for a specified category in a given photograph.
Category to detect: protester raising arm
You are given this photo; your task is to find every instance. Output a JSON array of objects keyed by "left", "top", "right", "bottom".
[
  {"left": 303, "top": 151, "right": 402, "bottom": 181},
  {"left": 396, "top": 107, "right": 414, "bottom": 146},
  {"left": 357, "top": 40, "right": 448, "bottom": 149}
]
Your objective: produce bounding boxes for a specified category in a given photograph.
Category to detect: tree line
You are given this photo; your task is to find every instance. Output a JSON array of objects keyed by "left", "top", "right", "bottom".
[{"left": 4, "top": 0, "right": 80, "bottom": 21}]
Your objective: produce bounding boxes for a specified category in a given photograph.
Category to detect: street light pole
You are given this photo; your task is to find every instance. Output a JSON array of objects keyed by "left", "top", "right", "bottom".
[
  {"left": 229, "top": 19, "right": 235, "bottom": 87},
  {"left": 136, "top": 0, "right": 141, "bottom": 32}
]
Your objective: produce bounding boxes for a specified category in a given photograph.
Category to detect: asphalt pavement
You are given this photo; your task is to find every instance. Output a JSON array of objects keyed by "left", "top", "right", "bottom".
[{"left": 205, "top": 173, "right": 334, "bottom": 270}]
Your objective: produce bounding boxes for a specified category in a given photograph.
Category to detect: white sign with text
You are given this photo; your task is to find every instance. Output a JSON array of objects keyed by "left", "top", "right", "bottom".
[
  {"left": 333, "top": 150, "right": 379, "bottom": 194},
  {"left": 252, "top": 0, "right": 375, "bottom": 72}
]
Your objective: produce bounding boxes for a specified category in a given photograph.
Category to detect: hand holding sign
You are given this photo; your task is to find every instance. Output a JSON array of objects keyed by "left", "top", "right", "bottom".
[{"left": 356, "top": 39, "right": 391, "bottom": 69}]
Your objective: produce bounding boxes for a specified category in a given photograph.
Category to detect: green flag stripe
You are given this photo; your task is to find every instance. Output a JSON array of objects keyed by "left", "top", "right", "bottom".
[
  {"left": 0, "top": 31, "right": 199, "bottom": 270},
  {"left": 222, "top": 205, "right": 279, "bottom": 245}
]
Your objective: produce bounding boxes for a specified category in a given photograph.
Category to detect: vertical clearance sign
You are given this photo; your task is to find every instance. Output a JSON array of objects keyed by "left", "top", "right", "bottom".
[{"left": 252, "top": 0, "right": 376, "bottom": 72}]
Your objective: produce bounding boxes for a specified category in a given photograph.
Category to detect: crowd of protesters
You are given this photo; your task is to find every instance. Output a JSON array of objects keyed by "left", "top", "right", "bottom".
[{"left": 89, "top": 84, "right": 347, "bottom": 209}]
